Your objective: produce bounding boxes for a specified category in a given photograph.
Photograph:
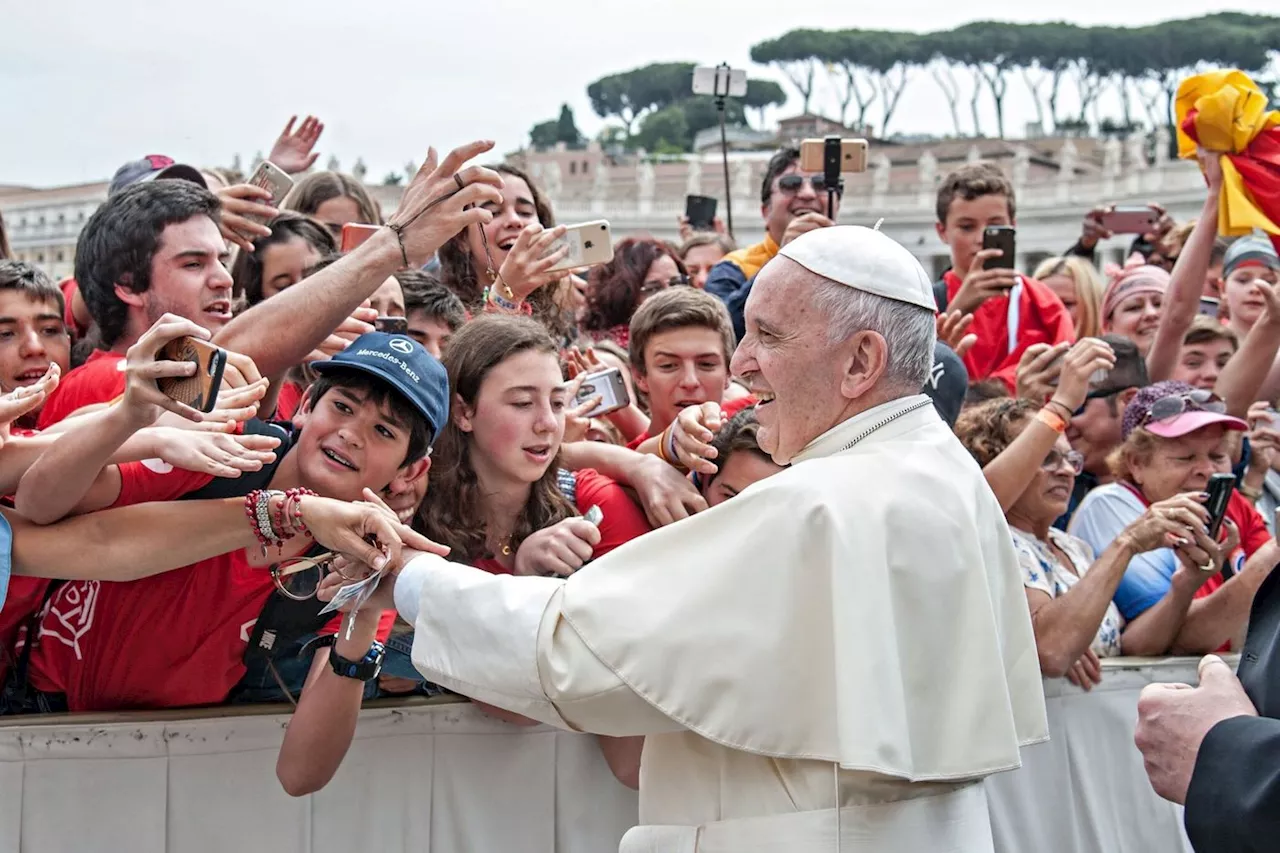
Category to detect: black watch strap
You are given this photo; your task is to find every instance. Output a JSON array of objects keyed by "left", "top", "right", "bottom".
[{"left": 317, "top": 635, "right": 385, "bottom": 681}]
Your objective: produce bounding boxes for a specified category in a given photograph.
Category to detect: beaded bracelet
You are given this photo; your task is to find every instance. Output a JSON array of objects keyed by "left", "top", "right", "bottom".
[
  {"left": 245, "top": 489, "right": 285, "bottom": 554},
  {"left": 281, "top": 488, "right": 317, "bottom": 539}
]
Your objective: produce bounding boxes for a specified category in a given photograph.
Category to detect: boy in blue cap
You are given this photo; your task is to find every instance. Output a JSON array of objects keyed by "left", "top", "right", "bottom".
[{"left": 15, "top": 331, "right": 447, "bottom": 712}]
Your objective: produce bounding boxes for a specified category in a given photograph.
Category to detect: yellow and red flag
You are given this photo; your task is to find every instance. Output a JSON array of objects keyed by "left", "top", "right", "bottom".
[{"left": 1177, "top": 69, "right": 1280, "bottom": 253}]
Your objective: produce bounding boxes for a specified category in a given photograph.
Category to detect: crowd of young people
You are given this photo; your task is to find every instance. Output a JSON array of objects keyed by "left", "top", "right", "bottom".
[{"left": 0, "top": 109, "right": 1277, "bottom": 799}]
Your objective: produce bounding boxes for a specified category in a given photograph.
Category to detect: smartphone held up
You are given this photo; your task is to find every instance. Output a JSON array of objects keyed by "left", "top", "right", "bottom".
[
  {"left": 982, "top": 226, "right": 1017, "bottom": 271},
  {"left": 574, "top": 367, "right": 630, "bottom": 418},
  {"left": 244, "top": 161, "right": 294, "bottom": 226},
  {"left": 156, "top": 336, "right": 228, "bottom": 414},
  {"left": 544, "top": 220, "right": 613, "bottom": 274}
]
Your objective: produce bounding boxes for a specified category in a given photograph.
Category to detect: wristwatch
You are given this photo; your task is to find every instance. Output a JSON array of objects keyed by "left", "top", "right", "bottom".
[{"left": 316, "top": 635, "right": 385, "bottom": 681}]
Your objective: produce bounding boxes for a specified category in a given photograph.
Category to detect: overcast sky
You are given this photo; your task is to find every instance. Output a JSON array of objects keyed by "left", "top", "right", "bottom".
[{"left": 3, "top": 1, "right": 1276, "bottom": 188}]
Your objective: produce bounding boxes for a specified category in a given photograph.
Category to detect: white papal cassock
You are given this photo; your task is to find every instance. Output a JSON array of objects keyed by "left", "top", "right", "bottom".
[{"left": 394, "top": 395, "right": 1049, "bottom": 852}]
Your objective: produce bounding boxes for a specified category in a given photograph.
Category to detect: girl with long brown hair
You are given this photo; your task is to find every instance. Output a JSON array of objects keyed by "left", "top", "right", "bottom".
[
  {"left": 413, "top": 313, "right": 648, "bottom": 785},
  {"left": 436, "top": 164, "right": 580, "bottom": 338}
]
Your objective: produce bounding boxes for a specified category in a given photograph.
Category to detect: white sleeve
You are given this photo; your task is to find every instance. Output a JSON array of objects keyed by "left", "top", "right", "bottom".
[{"left": 399, "top": 554, "right": 682, "bottom": 736}]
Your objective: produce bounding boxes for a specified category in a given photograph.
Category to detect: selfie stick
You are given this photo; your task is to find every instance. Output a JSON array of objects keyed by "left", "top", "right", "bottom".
[
  {"left": 714, "top": 63, "right": 735, "bottom": 241},
  {"left": 823, "top": 136, "right": 843, "bottom": 222}
]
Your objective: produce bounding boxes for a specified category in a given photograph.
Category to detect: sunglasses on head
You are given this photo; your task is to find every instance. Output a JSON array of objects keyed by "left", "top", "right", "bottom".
[
  {"left": 776, "top": 174, "right": 842, "bottom": 196},
  {"left": 1143, "top": 389, "right": 1225, "bottom": 425}
]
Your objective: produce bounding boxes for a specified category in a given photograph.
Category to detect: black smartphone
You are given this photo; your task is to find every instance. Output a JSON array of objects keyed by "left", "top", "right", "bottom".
[
  {"left": 685, "top": 195, "right": 717, "bottom": 232},
  {"left": 1204, "top": 473, "right": 1236, "bottom": 539},
  {"left": 375, "top": 316, "right": 409, "bottom": 334},
  {"left": 982, "top": 226, "right": 1017, "bottom": 271}
]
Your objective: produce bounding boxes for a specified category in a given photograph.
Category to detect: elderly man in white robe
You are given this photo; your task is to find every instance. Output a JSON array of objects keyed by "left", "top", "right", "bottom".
[{"left": 342, "top": 226, "right": 1048, "bottom": 852}]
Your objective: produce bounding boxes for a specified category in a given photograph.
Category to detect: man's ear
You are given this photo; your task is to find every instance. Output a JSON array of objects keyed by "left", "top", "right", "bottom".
[
  {"left": 452, "top": 393, "right": 475, "bottom": 433},
  {"left": 113, "top": 277, "right": 144, "bottom": 308},
  {"left": 1118, "top": 387, "right": 1140, "bottom": 408},
  {"left": 934, "top": 220, "right": 949, "bottom": 246},
  {"left": 838, "top": 330, "right": 889, "bottom": 401},
  {"left": 633, "top": 366, "right": 650, "bottom": 397}
]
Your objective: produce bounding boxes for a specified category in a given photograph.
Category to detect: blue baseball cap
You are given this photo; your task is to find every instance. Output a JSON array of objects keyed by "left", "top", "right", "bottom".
[
  {"left": 0, "top": 513, "right": 11, "bottom": 614},
  {"left": 108, "top": 154, "right": 207, "bottom": 198},
  {"left": 312, "top": 332, "right": 449, "bottom": 441}
]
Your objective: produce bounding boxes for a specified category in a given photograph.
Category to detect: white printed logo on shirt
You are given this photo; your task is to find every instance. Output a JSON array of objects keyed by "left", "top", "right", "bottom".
[{"left": 39, "top": 581, "right": 101, "bottom": 661}]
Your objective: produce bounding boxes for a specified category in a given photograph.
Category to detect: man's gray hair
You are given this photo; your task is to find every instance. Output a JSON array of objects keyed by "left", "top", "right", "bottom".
[{"left": 810, "top": 278, "right": 937, "bottom": 390}]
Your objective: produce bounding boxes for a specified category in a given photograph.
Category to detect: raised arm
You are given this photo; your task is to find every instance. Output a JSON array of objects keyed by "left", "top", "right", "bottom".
[
  {"left": 214, "top": 142, "right": 503, "bottom": 377},
  {"left": 984, "top": 339, "right": 1114, "bottom": 512},
  {"left": 1147, "top": 157, "right": 1223, "bottom": 383}
]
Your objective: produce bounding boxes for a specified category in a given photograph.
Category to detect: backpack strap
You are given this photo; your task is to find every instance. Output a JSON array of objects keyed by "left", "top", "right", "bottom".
[{"left": 933, "top": 277, "right": 950, "bottom": 312}]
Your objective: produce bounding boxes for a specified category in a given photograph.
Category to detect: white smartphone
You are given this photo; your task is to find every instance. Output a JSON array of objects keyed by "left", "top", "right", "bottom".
[
  {"left": 575, "top": 366, "right": 630, "bottom": 417},
  {"left": 546, "top": 220, "right": 613, "bottom": 274},
  {"left": 245, "top": 161, "right": 294, "bottom": 226}
]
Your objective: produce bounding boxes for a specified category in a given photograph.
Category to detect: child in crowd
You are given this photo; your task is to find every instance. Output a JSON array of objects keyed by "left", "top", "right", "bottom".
[
  {"left": 932, "top": 162, "right": 1076, "bottom": 391},
  {"left": 11, "top": 328, "right": 445, "bottom": 712},
  {"left": 278, "top": 314, "right": 647, "bottom": 796}
]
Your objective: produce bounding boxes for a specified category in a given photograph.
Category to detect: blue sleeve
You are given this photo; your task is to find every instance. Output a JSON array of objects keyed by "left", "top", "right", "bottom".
[
  {"left": 1069, "top": 491, "right": 1178, "bottom": 620},
  {"left": 704, "top": 260, "right": 749, "bottom": 341}
]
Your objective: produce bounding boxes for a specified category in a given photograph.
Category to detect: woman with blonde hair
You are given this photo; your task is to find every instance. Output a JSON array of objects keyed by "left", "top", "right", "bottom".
[{"left": 1034, "top": 255, "right": 1105, "bottom": 339}]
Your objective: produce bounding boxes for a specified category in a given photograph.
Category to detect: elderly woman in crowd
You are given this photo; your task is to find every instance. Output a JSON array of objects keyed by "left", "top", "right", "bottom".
[
  {"left": 1070, "top": 381, "right": 1280, "bottom": 655},
  {"left": 957, "top": 341, "right": 1201, "bottom": 689}
]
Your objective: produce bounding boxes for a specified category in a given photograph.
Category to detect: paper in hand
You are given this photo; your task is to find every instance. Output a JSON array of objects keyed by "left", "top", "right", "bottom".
[{"left": 320, "top": 572, "right": 382, "bottom": 617}]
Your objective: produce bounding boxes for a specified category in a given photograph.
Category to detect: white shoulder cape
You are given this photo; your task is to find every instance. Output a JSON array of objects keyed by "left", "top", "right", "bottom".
[{"left": 557, "top": 395, "right": 1048, "bottom": 781}]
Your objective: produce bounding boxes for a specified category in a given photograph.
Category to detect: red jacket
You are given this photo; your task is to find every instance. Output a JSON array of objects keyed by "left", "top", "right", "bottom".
[{"left": 943, "top": 271, "right": 1076, "bottom": 392}]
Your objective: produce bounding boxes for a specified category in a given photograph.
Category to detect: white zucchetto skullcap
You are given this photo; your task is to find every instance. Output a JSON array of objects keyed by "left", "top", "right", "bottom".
[{"left": 776, "top": 226, "right": 935, "bottom": 311}]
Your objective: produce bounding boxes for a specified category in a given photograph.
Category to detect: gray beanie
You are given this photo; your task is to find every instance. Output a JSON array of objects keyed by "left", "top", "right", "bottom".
[{"left": 1223, "top": 232, "right": 1280, "bottom": 279}]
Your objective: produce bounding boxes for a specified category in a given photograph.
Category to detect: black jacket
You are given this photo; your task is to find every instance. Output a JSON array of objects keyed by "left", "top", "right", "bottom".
[{"left": 1184, "top": 568, "right": 1280, "bottom": 851}]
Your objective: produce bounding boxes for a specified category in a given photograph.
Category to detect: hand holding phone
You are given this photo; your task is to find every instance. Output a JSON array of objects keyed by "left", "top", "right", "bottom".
[
  {"left": 1204, "top": 473, "right": 1236, "bottom": 539},
  {"left": 982, "top": 226, "right": 1017, "bottom": 270},
  {"left": 243, "top": 161, "right": 295, "bottom": 226},
  {"left": 685, "top": 195, "right": 717, "bottom": 232},
  {"left": 574, "top": 367, "right": 631, "bottom": 418},
  {"left": 124, "top": 314, "right": 226, "bottom": 422}
]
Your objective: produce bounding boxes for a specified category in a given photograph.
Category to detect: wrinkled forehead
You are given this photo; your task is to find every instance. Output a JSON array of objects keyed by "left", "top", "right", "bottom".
[{"left": 745, "top": 256, "right": 825, "bottom": 332}]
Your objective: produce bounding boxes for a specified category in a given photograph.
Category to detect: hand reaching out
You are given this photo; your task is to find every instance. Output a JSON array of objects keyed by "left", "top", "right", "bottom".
[
  {"left": 0, "top": 364, "right": 59, "bottom": 447},
  {"left": 935, "top": 310, "right": 977, "bottom": 359}
]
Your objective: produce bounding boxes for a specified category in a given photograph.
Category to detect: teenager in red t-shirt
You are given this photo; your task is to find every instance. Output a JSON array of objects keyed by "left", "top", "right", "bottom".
[
  {"left": 279, "top": 314, "right": 649, "bottom": 795},
  {"left": 19, "top": 330, "right": 446, "bottom": 712},
  {"left": 620, "top": 287, "right": 751, "bottom": 453},
  {"left": 0, "top": 263, "right": 71, "bottom": 430},
  {"left": 933, "top": 163, "right": 1075, "bottom": 392}
]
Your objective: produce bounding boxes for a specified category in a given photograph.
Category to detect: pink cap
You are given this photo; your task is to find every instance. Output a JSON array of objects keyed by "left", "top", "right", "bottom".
[{"left": 1145, "top": 410, "right": 1248, "bottom": 439}]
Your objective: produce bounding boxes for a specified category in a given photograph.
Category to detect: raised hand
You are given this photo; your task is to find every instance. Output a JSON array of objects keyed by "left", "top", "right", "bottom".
[
  {"left": 935, "top": 310, "right": 977, "bottom": 359},
  {"left": 216, "top": 184, "right": 278, "bottom": 252},
  {"left": 1015, "top": 342, "right": 1070, "bottom": 403},
  {"left": 268, "top": 115, "right": 325, "bottom": 175},
  {"left": 496, "top": 223, "right": 570, "bottom": 302},
  {"left": 0, "top": 364, "right": 59, "bottom": 447},
  {"left": 386, "top": 142, "right": 505, "bottom": 267},
  {"left": 1052, "top": 337, "right": 1116, "bottom": 412},
  {"left": 950, "top": 248, "right": 1020, "bottom": 315}
]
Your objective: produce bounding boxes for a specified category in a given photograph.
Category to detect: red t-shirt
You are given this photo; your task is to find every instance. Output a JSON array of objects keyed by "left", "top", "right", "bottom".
[
  {"left": 473, "top": 469, "right": 652, "bottom": 575},
  {"left": 275, "top": 380, "right": 306, "bottom": 422},
  {"left": 21, "top": 456, "right": 376, "bottom": 711},
  {"left": 626, "top": 395, "right": 757, "bottom": 451},
  {"left": 58, "top": 278, "right": 89, "bottom": 341},
  {"left": 0, "top": 577, "right": 51, "bottom": 683},
  {"left": 37, "top": 349, "right": 126, "bottom": 429},
  {"left": 942, "top": 271, "right": 1075, "bottom": 392}
]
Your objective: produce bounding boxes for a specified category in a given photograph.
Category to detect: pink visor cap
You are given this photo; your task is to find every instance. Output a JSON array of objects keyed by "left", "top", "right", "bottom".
[{"left": 1145, "top": 410, "right": 1248, "bottom": 439}]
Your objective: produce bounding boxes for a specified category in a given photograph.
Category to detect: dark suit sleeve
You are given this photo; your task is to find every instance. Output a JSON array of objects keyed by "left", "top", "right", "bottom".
[
  {"left": 1184, "top": 715, "right": 1280, "bottom": 852},
  {"left": 703, "top": 260, "right": 749, "bottom": 341}
]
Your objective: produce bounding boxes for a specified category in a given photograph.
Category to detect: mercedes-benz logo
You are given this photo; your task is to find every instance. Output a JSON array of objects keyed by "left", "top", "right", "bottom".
[{"left": 389, "top": 338, "right": 413, "bottom": 354}]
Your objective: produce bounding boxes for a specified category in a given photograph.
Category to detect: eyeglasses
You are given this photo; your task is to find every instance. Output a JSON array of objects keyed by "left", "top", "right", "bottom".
[
  {"left": 271, "top": 551, "right": 373, "bottom": 601},
  {"left": 1143, "top": 389, "right": 1225, "bottom": 425},
  {"left": 1041, "top": 449, "right": 1085, "bottom": 475},
  {"left": 639, "top": 274, "right": 690, "bottom": 295},
  {"left": 776, "top": 174, "right": 843, "bottom": 196}
]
